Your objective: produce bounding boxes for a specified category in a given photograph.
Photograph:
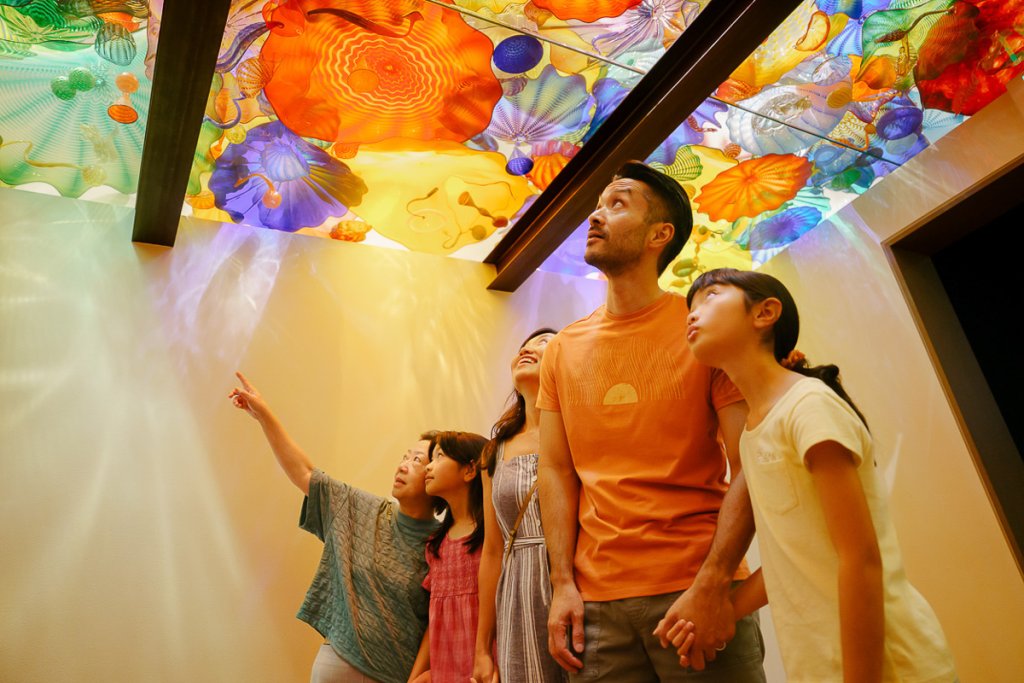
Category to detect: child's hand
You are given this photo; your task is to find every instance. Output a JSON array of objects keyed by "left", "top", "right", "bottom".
[
  {"left": 471, "top": 651, "right": 499, "bottom": 683},
  {"left": 665, "top": 619, "right": 697, "bottom": 666},
  {"left": 408, "top": 671, "right": 431, "bottom": 683},
  {"left": 654, "top": 581, "right": 735, "bottom": 670}
]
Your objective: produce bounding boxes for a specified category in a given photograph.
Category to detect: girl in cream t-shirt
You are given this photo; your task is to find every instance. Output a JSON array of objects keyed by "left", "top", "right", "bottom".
[{"left": 668, "top": 268, "right": 956, "bottom": 683}]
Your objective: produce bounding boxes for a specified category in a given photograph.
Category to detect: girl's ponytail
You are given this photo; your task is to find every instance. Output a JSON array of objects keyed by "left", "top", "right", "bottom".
[{"left": 783, "top": 353, "right": 868, "bottom": 428}]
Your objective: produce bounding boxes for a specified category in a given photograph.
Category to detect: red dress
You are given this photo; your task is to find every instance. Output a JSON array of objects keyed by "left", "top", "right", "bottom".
[{"left": 422, "top": 534, "right": 481, "bottom": 683}]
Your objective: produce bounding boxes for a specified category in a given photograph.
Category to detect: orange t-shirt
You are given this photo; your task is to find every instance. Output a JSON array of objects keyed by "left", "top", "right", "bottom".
[{"left": 537, "top": 292, "right": 747, "bottom": 601}]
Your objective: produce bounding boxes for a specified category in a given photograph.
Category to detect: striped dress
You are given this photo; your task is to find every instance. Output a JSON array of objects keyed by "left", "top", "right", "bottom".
[{"left": 492, "top": 446, "right": 567, "bottom": 683}]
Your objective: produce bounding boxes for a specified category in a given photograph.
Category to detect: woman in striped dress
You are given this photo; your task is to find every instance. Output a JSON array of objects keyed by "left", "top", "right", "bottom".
[{"left": 473, "top": 328, "right": 567, "bottom": 683}]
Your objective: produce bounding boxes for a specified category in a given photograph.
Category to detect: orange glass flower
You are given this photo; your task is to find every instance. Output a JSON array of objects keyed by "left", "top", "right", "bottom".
[
  {"left": 527, "top": 141, "right": 578, "bottom": 190},
  {"left": 531, "top": 0, "right": 641, "bottom": 23},
  {"left": 260, "top": 0, "right": 501, "bottom": 143},
  {"left": 695, "top": 154, "right": 812, "bottom": 223}
]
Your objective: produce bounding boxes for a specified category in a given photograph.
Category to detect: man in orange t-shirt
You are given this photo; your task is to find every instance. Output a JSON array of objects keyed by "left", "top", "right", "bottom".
[{"left": 537, "top": 162, "right": 766, "bottom": 682}]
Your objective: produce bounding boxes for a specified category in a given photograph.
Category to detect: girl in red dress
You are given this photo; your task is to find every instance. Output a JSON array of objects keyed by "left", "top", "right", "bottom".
[{"left": 409, "top": 431, "right": 487, "bottom": 683}]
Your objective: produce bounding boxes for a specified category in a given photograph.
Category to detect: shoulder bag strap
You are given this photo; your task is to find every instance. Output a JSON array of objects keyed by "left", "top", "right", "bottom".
[{"left": 503, "top": 478, "right": 540, "bottom": 565}]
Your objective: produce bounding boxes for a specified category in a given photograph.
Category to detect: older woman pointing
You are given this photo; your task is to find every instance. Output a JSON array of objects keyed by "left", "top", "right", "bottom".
[{"left": 230, "top": 372, "right": 439, "bottom": 683}]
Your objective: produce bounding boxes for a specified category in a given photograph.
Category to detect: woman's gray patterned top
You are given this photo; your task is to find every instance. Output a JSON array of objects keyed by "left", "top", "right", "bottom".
[{"left": 298, "top": 468, "right": 438, "bottom": 683}]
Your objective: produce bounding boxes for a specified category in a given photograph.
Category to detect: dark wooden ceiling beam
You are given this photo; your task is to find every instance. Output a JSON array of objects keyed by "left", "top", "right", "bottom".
[
  {"left": 484, "top": 0, "right": 804, "bottom": 291},
  {"left": 132, "top": 0, "right": 232, "bottom": 246}
]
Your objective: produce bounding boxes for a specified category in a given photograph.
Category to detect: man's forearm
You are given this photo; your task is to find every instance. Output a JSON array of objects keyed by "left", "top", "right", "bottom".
[
  {"left": 538, "top": 462, "right": 580, "bottom": 587},
  {"left": 695, "top": 470, "right": 755, "bottom": 584},
  {"left": 654, "top": 471, "right": 755, "bottom": 667}
]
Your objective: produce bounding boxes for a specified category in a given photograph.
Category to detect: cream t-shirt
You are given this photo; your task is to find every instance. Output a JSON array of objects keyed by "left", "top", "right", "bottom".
[{"left": 741, "top": 378, "right": 956, "bottom": 683}]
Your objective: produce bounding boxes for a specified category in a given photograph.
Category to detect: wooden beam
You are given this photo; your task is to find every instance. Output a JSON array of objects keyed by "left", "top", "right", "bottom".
[
  {"left": 132, "top": 0, "right": 232, "bottom": 246},
  {"left": 484, "top": 0, "right": 804, "bottom": 291}
]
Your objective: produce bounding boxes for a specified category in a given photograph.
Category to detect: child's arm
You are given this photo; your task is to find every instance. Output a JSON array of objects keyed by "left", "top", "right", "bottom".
[
  {"left": 408, "top": 630, "right": 430, "bottom": 683},
  {"left": 473, "top": 470, "right": 502, "bottom": 683},
  {"left": 730, "top": 568, "right": 767, "bottom": 620},
  {"left": 229, "top": 372, "right": 315, "bottom": 495},
  {"left": 806, "top": 440, "right": 883, "bottom": 683}
]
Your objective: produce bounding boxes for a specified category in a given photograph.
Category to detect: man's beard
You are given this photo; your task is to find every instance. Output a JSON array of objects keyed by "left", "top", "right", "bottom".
[{"left": 584, "top": 237, "right": 645, "bottom": 277}]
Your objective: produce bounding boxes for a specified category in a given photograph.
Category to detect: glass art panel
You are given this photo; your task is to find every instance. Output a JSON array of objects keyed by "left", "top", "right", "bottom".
[
  {"left": 0, "top": 0, "right": 160, "bottom": 201},
  {"left": 540, "top": 0, "right": 1024, "bottom": 291},
  {"left": 185, "top": 0, "right": 712, "bottom": 256}
]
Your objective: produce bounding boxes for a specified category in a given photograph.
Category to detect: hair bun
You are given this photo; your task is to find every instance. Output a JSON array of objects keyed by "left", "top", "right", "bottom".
[{"left": 779, "top": 349, "right": 806, "bottom": 369}]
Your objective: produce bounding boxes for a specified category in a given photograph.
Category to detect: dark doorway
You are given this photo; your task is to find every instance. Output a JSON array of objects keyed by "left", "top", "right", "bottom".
[
  {"left": 887, "top": 160, "right": 1024, "bottom": 573},
  {"left": 932, "top": 200, "right": 1024, "bottom": 460}
]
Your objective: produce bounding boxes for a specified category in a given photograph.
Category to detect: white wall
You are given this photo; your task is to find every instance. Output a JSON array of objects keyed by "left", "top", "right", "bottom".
[{"left": 0, "top": 191, "right": 606, "bottom": 682}]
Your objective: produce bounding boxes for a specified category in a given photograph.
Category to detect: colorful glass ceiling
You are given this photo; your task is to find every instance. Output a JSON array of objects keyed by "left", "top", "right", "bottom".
[
  {"left": 0, "top": 0, "right": 159, "bottom": 201},
  {"left": 183, "top": 0, "right": 712, "bottom": 256},
  {"left": 2, "top": 0, "right": 1022, "bottom": 289},
  {"left": 541, "top": 0, "right": 1024, "bottom": 289}
]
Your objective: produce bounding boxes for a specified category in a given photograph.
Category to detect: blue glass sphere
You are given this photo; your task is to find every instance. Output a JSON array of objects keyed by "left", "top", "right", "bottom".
[
  {"left": 505, "top": 155, "right": 534, "bottom": 176},
  {"left": 493, "top": 35, "right": 544, "bottom": 74}
]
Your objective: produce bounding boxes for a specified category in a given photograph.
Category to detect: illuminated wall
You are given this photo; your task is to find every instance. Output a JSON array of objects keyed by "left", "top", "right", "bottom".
[
  {"left": 0, "top": 192, "right": 607, "bottom": 682},
  {"left": 758, "top": 79, "right": 1024, "bottom": 682},
  {"left": 3, "top": 80, "right": 1024, "bottom": 683}
]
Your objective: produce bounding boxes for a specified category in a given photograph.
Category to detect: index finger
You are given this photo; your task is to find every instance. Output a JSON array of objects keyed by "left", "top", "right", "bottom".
[{"left": 235, "top": 371, "right": 254, "bottom": 392}]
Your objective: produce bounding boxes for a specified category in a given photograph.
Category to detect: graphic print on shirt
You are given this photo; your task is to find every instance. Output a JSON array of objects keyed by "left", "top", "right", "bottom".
[
  {"left": 603, "top": 382, "right": 638, "bottom": 405},
  {"left": 753, "top": 448, "right": 782, "bottom": 465},
  {"left": 560, "top": 333, "right": 687, "bottom": 408}
]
